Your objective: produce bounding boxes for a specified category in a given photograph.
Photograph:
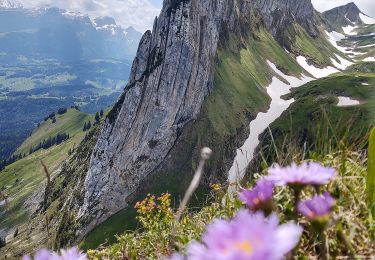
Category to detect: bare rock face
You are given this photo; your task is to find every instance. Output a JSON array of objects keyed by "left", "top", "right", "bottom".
[
  {"left": 323, "top": 2, "right": 363, "bottom": 27},
  {"left": 78, "top": 0, "right": 318, "bottom": 236}
]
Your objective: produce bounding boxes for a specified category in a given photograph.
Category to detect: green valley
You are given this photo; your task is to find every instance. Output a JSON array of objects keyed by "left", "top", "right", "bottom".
[{"left": 0, "top": 108, "right": 96, "bottom": 233}]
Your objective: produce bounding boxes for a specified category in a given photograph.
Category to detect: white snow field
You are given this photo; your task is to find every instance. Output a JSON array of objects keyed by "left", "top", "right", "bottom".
[
  {"left": 296, "top": 56, "right": 339, "bottom": 78},
  {"left": 228, "top": 61, "right": 313, "bottom": 193},
  {"left": 337, "top": 96, "right": 360, "bottom": 107}
]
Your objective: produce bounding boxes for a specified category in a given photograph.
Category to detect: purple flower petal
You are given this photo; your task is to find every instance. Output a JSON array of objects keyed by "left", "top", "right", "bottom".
[
  {"left": 298, "top": 192, "right": 335, "bottom": 220},
  {"left": 267, "top": 162, "right": 336, "bottom": 186},
  {"left": 182, "top": 210, "right": 302, "bottom": 260},
  {"left": 23, "top": 247, "right": 86, "bottom": 260},
  {"left": 239, "top": 179, "right": 274, "bottom": 211}
]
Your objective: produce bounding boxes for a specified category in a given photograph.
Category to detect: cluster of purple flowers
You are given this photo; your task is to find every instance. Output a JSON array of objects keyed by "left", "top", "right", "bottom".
[
  {"left": 176, "top": 161, "right": 337, "bottom": 259},
  {"left": 23, "top": 247, "right": 86, "bottom": 260},
  {"left": 23, "top": 161, "right": 337, "bottom": 260}
]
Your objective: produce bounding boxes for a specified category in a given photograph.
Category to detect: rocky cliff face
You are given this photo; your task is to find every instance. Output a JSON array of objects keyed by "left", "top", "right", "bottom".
[
  {"left": 77, "top": 0, "right": 320, "bottom": 236},
  {"left": 323, "top": 2, "right": 363, "bottom": 27}
]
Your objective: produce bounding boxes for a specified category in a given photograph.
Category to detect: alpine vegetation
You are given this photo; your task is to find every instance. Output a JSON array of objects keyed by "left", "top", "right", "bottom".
[
  {"left": 1, "top": 0, "right": 374, "bottom": 259},
  {"left": 24, "top": 146, "right": 373, "bottom": 259}
]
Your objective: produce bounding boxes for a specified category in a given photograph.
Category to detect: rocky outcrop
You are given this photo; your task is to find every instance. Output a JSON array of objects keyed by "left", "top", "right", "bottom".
[
  {"left": 77, "top": 0, "right": 320, "bottom": 236},
  {"left": 323, "top": 2, "right": 363, "bottom": 27}
]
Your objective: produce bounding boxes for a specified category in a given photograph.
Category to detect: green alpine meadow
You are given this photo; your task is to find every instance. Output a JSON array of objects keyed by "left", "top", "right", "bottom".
[{"left": 0, "top": 0, "right": 374, "bottom": 259}]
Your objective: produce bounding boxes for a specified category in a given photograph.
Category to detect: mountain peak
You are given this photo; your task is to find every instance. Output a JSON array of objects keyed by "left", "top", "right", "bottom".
[
  {"left": 0, "top": 0, "right": 22, "bottom": 9},
  {"left": 93, "top": 16, "right": 117, "bottom": 27},
  {"left": 323, "top": 2, "right": 363, "bottom": 26}
]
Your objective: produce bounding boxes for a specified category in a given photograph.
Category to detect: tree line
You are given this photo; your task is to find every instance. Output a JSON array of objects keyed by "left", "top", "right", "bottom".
[{"left": 28, "top": 133, "right": 70, "bottom": 155}]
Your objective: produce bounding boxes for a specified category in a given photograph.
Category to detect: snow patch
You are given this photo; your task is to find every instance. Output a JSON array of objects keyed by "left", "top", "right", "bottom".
[
  {"left": 361, "top": 82, "right": 370, "bottom": 86},
  {"left": 296, "top": 56, "right": 339, "bottom": 78},
  {"left": 359, "top": 13, "right": 375, "bottom": 25},
  {"left": 331, "top": 54, "right": 353, "bottom": 70},
  {"left": 228, "top": 61, "right": 313, "bottom": 193},
  {"left": 357, "top": 43, "right": 375, "bottom": 49},
  {"left": 0, "top": 0, "right": 22, "bottom": 9},
  {"left": 63, "top": 11, "right": 85, "bottom": 18},
  {"left": 337, "top": 97, "right": 360, "bottom": 107},
  {"left": 363, "top": 57, "right": 375, "bottom": 62},
  {"left": 324, "top": 31, "right": 364, "bottom": 57},
  {"left": 342, "top": 25, "right": 358, "bottom": 35}
]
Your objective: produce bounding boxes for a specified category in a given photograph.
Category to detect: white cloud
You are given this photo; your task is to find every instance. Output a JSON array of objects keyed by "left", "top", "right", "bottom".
[
  {"left": 16, "top": 0, "right": 161, "bottom": 32},
  {"left": 312, "top": 0, "right": 375, "bottom": 17},
  {"left": 12, "top": 0, "right": 375, "bottom": 33}
]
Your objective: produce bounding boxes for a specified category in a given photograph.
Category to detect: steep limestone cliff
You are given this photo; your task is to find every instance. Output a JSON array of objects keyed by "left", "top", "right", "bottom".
[{"left": 77, "top": 0, "right": 322, "bottom": 237}]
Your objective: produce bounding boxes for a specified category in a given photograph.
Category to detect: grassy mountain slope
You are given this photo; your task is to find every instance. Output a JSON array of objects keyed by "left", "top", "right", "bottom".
[
  {"left": 256, "top": 64, "right": 374, "bottom": 166},
  {"left": 0, "top": 109, "right": 94, "bottom": 232},
  {"left": 17, "top": 109, "right": 91, "bottom": 155}
]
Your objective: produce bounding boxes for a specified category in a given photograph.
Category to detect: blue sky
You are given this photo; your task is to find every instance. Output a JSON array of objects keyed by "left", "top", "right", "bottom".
[{"left": 14, "top": 0, "right": 375, "bottom": 32}]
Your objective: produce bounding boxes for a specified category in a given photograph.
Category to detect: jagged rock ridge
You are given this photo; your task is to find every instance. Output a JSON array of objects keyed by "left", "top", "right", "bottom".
[
  {"left": 323, "top": 2, "right": 364, "bottom": 27},
  {"left": 76, "top": 0, "right": 321, "bottom": 236}
]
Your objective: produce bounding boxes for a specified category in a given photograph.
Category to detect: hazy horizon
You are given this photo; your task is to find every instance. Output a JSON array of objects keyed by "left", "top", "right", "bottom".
[{"left": 10, "top": 0, "right": 375, "bottom": 33}]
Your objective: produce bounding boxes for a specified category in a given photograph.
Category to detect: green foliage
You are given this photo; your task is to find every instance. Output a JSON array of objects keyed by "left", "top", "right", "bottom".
[
  {"left": 367, "top": 128, "right": 375, "bottom": 216},
  {"left": 17, "top": 109, "right": 93, "bottom": 156},
  {"left": 87, "top": 150, "right": 374, "bottom": 259},
  {"left": 0, "top": 109, "right": 93, "bottom": 230},
  {"left": 257, "top": 72, "right": 374, "bottom": 165},
  {"left": 289, "top": 24, "right": 340, "bottom": 67}
]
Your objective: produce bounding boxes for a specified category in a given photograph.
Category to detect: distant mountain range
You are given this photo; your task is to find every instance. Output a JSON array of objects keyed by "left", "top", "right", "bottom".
[
  {"left": 0, "top": 2, "right": 143, "bottom": 160},
  {"left": 0, "top": 2, "right": 142, "bottom": 62}
]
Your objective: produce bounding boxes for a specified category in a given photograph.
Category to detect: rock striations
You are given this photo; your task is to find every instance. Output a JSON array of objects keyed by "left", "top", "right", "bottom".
[
  {"left": 77, "top": 0, "right": 320, "bottom": 236},
  {"left": 322, "top": 2, "right": 364, "bottom": 27}
]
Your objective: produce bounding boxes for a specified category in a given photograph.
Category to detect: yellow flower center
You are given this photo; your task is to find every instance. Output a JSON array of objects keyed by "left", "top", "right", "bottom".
[{"left": 225, "top": 241, "right": 253, "bottom": 255}]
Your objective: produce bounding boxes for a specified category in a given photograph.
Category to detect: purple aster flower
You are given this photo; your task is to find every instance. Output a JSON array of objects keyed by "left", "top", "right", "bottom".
[
  {"left": 266, "top": 162, "right": 336, "bottom": 187},
  {"left": 298, "top": 192, "right": 335, "bottom": 220},
  {"left": 239, "top": 179, "right": 274, "bottom": 211},
  {"left": 23, "top": 247, "right": 86, "bottom": 260},
  {"left": 181, "top": 210, "right": 302, "bottom": 260}
]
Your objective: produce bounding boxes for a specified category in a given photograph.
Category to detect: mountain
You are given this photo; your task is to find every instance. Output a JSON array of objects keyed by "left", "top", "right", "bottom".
[
  {"left": 0, "top": 108, "right": 99, "bottom": 242},
  {"left": 57, "top": 0, "right": 351, "bottom": 241},
  {"left": 0, "top": 3, "right": 143, "bottom": 160},
  {"left": 323, "top": 2, "right": 375, "bottom": 30},
  {"left": 0, "top": 0, "right": 374, "bottom": 256},
  {"left": 0, "top": 0, "right": 22, "bottom": 9},
  {"left": 0, "top": 4, "right": 142, "bottom": 61}
]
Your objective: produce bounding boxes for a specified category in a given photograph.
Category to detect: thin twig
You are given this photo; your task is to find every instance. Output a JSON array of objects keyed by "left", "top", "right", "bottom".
[
  {"left": 170, "top": 147, "right": 212, "bottom": 248},
  {"left": 41, "top": 160, "right": 51, "bottom": 188}
]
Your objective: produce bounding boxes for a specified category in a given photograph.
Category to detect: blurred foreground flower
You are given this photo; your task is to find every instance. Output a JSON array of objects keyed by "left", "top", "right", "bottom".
[
  {"left": 239, "top": 179, "right": 274, "bottom": 213},
  {"left": 298, "top": 192, "right": 335, "bottom": 221},
  {"left": 174, "top": 210, "right": 302, "bottom": 260},
  {"left": 267, "top": 162, "right": 336, "bottom": 187},
  {"left": 23, "top": 247, "right": 86, "bottom": 260}
]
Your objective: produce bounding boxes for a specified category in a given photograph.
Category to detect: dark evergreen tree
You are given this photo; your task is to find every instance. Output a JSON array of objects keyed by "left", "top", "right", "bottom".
[
  {"left": 57, "top": 108, "right": 68, "bottom": 115},
  {"left": 83, "top": 122, "right": 87, "bottom": 131},
  {"left": 52, "top": 117, "right": 56, "bottom": 123},
  {"left": 100, "top": 109, "right": 104, "bottom": 117},
  {"left": 95, "top": 112, "right": 100, "bottom": 124},
  {"left": 0, "top": 236, "right": 5, "bottom": 248}
]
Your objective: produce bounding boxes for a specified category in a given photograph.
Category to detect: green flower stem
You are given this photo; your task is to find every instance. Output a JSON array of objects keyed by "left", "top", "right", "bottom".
[
  {"left": 293, "top": 187, "right": 302, "bottom": 220},
  {"left": 337, "top": 222, "right": 356, "bottom": 259},
  {"left": 318, "top": 230, "right": 329, "bottom": 260}
]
